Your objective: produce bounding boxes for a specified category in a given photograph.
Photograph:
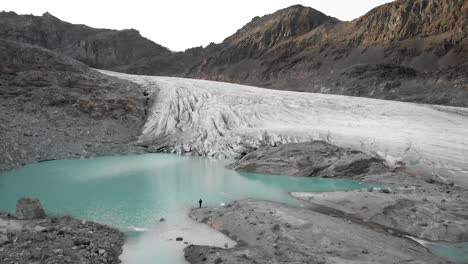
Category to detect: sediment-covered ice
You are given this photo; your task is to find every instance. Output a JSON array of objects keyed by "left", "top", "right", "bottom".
[{"left": 100, "top": 70, "right": 468, "bottom": 183}]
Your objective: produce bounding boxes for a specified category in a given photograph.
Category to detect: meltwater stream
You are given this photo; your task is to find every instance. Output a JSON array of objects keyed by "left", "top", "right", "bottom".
[{"left": 2, "top": 153, "right": 464, "bottom": 263}]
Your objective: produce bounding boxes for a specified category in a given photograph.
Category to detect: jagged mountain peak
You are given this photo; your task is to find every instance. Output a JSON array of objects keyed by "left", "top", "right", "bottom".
[
  {"left": 0, "top": 11, "right": 172, "bottom": 69},
  {"left": 223, "top": 4, "right": 339, "bottom": 49},
  {"left": 348, "top": 0, "right": 467, "bottom": 45},
  {"left": 42, "top": 11, "right": 55, "bottom": 17}
]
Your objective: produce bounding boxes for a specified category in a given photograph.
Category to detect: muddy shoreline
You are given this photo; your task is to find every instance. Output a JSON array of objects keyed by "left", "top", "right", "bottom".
[{"left": 185, "top": 143, "right": 468, "bottom": 264}]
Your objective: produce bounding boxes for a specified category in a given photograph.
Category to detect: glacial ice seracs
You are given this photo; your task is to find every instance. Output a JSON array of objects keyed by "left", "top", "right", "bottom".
[{"left": 100, "top": 70, "right": 468, "bottom": 184}]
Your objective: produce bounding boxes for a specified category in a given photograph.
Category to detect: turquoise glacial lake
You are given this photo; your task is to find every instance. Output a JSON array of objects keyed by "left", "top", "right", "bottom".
[{"left": 1, "top": 154, "right": 463, "bottom": 263}]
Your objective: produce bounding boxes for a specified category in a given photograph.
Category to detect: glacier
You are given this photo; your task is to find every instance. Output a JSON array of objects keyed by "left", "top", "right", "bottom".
[{"left": 100, "top": 70, "right": 468, "bottom": 185}]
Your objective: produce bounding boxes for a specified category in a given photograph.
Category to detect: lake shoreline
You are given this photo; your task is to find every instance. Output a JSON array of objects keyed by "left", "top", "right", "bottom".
[
  {"left": 0, "top": 212, "right": 124, "bottom": 263},
  {"left": 185, "top": 143, "right": 468, "bottom": 263},
  {"left": 1, "top": 142, "right": 467, "bottom": 263}
]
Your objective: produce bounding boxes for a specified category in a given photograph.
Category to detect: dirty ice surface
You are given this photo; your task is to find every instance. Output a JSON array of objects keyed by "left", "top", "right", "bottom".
[{"left": 100, "top": 70, "right": 468, "bottom": 185}]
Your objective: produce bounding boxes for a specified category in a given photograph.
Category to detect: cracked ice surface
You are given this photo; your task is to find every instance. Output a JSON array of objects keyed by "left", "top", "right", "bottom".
[{"left": 100, "top": 70, "right": 468, "bottom": 183}]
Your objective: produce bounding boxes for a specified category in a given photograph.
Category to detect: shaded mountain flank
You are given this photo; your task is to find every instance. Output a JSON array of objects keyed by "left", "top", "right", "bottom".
[
  {"left": 0, "top": 0, "right": 467, "bottom": 106},
  {"left": 0, "top": 39, "right": 147, "bottom": 172},
  {"left": 0, "top": 11, "right": 171, "bottom": 72}
]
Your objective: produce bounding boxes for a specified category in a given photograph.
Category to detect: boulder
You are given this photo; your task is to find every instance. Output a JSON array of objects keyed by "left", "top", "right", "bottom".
[
  {"left": 0, "top": 233, "right": 9, "bottom": 246},
  {"left": 230, "top": 141, "right": 387, "bottom": 177},
  {"left": 15, "top": 197, "right": 46, "bottom": 220}
]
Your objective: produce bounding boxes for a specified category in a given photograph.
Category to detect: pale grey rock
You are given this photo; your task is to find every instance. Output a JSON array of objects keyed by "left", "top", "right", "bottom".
[
  {"left": 291, "top": 188, "right": 468, "bottom": 242},
  {"left": 33, "top": 225, "right": 46, "bottom": 232},
  {"left": 186, "top": 199, "right": 447, "bottom": 264},
  {"left": 229, "top": 141, "right": 386, "bottom": 177},
  {"left": 16, "top": 198, "right": 46, "bottom": 220},
  {"left": 0, "top": 234, "right": 8, "bottom": 246}
]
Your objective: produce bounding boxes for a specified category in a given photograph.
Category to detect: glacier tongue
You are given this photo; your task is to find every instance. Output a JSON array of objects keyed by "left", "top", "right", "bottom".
[{"left": 100, "top": 70, "right": 468, "bottom": 183}]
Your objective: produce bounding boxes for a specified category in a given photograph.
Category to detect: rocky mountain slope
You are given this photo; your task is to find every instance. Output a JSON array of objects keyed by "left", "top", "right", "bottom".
[
  {"left": 1, "top": 0, "right": 466, "bottom": 106},
  {"left": 0, "top": 11, "right": 171, "bottom": 71},
  {"left": 0, "top": 39, "right": 147, "bottom": 172},
  {"left": 188, "top": 0, "right": 468, "bottom": 106}
]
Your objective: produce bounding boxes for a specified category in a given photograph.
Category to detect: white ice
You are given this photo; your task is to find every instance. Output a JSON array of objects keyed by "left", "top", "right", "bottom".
[{"left": 100, "top": 70, "right": 468, "bottom": 185}]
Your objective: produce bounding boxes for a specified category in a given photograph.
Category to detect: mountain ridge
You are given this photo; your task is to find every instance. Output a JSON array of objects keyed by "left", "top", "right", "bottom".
[
  {"left": 0, "top": 11, "right": 171, "bottom": 70},
  {"left": 0, "top": 0, "right": 466, "bottom": 106}
]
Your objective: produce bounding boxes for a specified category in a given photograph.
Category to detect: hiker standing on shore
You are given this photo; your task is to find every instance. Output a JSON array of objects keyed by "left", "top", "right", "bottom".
[{"left": 199, "top": 199, "right": 202, "bottom": 208}]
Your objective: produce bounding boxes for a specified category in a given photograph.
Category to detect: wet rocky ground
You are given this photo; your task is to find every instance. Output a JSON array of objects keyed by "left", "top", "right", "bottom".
[
  {"left": 186, "top": 142, "right": 468, "bottom": 264},
  {"left": 186, "top": 199, "right": 448, "bottom": 264},
  {"left": 292, "top": 174, "right": 468, "bottom": 243},
  {"left": 0, "top": 200, "right": 124, "bottom": 264}
]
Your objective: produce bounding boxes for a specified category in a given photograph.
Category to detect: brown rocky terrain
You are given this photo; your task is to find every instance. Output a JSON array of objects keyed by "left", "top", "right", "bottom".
[
  {"left": 188, "top": 0, "right": 468, "bottom": 106},
  {"left": 1, "top": 0, "right": 466, "bottom": 106},
  {"left": 0, "top": 39, "right": 147, "bottom": 172}
]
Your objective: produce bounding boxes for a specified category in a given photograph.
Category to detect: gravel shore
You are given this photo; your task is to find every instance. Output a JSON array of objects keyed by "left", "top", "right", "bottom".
[
  {"left": 0, "top": 212, "right": 124, "bottom": 264},
  {"left": 185, "top": 142, "right": 468, "bottom": 264}
]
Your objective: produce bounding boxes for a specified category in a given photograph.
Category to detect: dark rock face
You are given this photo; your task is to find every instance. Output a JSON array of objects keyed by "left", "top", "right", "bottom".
[
  {"left": 0, "top": 39, "right": 147, "bottom": 172},
  {"left": 15, "top": 198, "right": 46, "bottom": 220},
  {"left": 0, "top": 11, "right": 171, "bottom": 71},
  {"left": 229, "top": 141, "right": 387, "bottom": 177}
]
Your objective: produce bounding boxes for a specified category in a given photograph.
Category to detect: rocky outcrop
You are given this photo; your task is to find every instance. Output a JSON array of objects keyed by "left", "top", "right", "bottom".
[
  {"left": 345, "top": 0, "right": 468, "bottom": 46},
  {"left": 0, "top": 39, "right": 147, "bottom": 172},
  {"left": 229, "top": 141, "right": 387, "bottom": 177},
  {"left": 15, "top": 198, "right": 46, "bottom": 220}
]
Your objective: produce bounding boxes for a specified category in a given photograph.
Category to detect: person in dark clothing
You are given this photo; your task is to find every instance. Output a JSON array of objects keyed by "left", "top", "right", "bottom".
[{"left": 199, "top": 199, "right": 202, "bottom": 208}]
